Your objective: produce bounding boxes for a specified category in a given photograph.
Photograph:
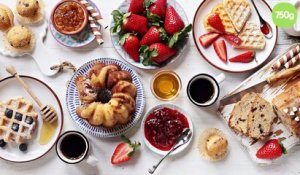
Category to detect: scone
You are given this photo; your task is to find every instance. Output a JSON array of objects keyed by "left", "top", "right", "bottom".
[
  {"left": 198, "top": 128, "right": 229, "bottom": 161},
  {"left": 229, "top": 93, "right": 274, "bottom": 140},
  {"left": 272, "top": 81, "right": 300, "bottom": 137},
  {"left": 15, "top": 0, "right": 44, "bottom": 24},
  {"left": 204, "top": 3, "right": 236, "bottom": 34},
  {"left": 234, "top": 21, "right": 266, "bottom": 50},
  {"left": 223, "top": 0, "right": 251, "bottom": 32},
  {"left": 4, "top": 25, "right": 35, "bottom": 53},
  {"left": 0, "top": 4, "right": 14, "bottom": 31}
]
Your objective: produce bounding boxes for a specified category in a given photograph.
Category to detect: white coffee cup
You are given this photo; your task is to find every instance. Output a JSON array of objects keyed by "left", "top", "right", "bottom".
[
  {"left": 187, "top": 73, "right": 225, "bottom": 107},
  {"left": 284, "top": 0, "right": 300, "bottom": 36},
  {"left": 56, "top": 131, "right": 98, "bottom": 166}
]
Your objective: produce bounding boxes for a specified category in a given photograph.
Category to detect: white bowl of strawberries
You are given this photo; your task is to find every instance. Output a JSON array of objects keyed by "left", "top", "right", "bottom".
[{"left": 110, "top": 0, "right": 191, "bottom": 69}]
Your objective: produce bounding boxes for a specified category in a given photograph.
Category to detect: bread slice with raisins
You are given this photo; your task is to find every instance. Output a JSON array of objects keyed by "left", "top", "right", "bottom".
[
  {"left": 228, "top": 92, "right": 257, "bottom": 135},
  {"left": 247, "top": 96, "right": 274, "bottom": 140}
]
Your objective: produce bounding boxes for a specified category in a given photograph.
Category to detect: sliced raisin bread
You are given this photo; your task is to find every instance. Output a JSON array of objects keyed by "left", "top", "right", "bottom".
[
  {"left": 229, "top": 92, "right": 257, "bottom": 134},
  {"left": 229, "top": 93, "right": 274, "bottom": 140},
  {"left": 272, "top": 81, "right": 300, "bottom": 137},
  {"left": 247, "top": 96, "right": 274, "bottom": 140}
]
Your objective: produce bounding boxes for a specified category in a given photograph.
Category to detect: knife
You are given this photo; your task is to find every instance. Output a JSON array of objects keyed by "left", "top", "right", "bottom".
[{"left": 220, "top": 64, "right": 300, "bottom": 106}]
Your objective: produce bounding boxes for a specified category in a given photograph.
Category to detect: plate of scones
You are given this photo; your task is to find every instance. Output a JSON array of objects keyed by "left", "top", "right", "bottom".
[
  {"left": 0, "top": 76, "right": 63, "bottom": 163},
  {"left": 66, "top": 58, "right": 145, "bottom": 138},
  {"left": 193, "top": 0, "right": 278, "bottom": 73}
]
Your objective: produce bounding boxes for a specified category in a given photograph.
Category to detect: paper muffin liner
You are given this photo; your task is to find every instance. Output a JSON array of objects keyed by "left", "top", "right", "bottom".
[
  {"left": 198, "top": 128, "right": 229, "bottom": 161},
  {"left": 15, "top": 0, "right": 45, "bottom": 25}
]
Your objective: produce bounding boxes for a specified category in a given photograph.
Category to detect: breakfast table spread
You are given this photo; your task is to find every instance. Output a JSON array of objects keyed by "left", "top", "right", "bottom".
[{"left": 1, "top": 0, "right": 300, "bottom": 174}]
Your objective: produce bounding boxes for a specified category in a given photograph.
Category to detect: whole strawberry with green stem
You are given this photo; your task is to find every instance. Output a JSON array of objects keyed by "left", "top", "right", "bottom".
[
  {"left": 111, "top": 10, "right": 149, "bottom": 36},
  {"left": 140, "top": 43, "right": 177, "bottom": 66},
  {"left": 128, "top": 0, "right": 145, "bottom": 14},
  {"left": 256, "top": 139, "right": 287, "bottom": 159},
  {"left": 120, "top": 33, "right": 140, "bottom": 62},
  {"left": 111, "top": 135, "right": 141, "bottom": 165},
  {"left": 140, "top": 26, "right": 169, "bottom": 46},
  {"left": 164, "top": 6, "right": 185, "bottom": 35},
  {"left": 144, "top": 0, "right": 167, "bottom": 22}
]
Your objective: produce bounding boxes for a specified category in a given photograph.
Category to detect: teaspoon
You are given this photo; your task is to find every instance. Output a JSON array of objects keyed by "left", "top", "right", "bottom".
[
  {"left": 251, "top": 0, "right": 273, "bottom": 39},
  {"left": 148, "top": 128, "right": 192, "bottom": 174}
]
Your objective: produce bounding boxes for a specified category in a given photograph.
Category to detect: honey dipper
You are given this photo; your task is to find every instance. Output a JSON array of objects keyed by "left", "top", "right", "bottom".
[{"left": 6, "top": 65, "right": 57, "bottom": 123}]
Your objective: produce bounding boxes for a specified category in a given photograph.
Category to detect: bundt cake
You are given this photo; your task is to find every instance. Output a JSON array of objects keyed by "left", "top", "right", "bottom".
[{"left": 75, "top": 63, "right": 137, "bottom": 128}]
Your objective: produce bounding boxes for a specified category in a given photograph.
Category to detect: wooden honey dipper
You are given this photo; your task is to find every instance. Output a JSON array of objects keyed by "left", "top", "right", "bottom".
[{"left": 6, "top": 65, "right": 57, "bottom": 123}]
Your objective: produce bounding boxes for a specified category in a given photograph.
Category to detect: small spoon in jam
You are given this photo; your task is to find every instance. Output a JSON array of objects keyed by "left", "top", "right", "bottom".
[
  {"left": 148, "top": 128, "right": 192, "bottom": 174},
  {"left": 251, "top": 0, "right": 273, "bottom": 39}
]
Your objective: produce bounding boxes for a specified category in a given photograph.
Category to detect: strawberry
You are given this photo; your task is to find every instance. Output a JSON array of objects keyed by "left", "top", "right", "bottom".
[
  {"left": 128, "top": 0, "right": 145, "bottom": 14},
  {"left": 164, "top": 6, "right": 185, "bottom": 35},
  {"left": 229, "top": 51, "right": 256, "bottom": 63},
  {"left": 199, "top": 32, "right": 220, "bottom": 48},
  {"left": 207, "top": 13, "right": 225, "bottom": 33},
  {"left": 222, "top": 34, "right": 242, "bottom": 46},
  {"left": 111, "top": 135, "right": 141, "bottom": 165},
  {"left": 140, "top": 43, "right": 177, "bottom": 65},
  {"left": 120, "top": 33, "right": 140, "bottom": 62},
  {"left": 213, "top": 40, "right": 227, "bottom": 62},
  {"left": 144, "top": 0, "right": 167, "bottom": 19},
  {"left": 140, "top": 26, "right": 168, "bottom": 46},
  {"left": 256, "top": 139, "right": 286, "bottom": 159},
  {"left": 111, "top": 10, "right": 149, "bottom": 36}
]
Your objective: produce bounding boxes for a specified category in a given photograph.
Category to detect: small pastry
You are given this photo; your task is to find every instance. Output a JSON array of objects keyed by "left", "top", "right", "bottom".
[
  {"left": 4, "top": 25, "right": 35, "bottom": 53},
  {"left": 0, "top": 4, "right": 14, "bottom": 31},
  {"left": 15, "top": 0, "right": 44, "bottom": 24},
  {"left": 198, "top": 128, "right": 229, "bottom": 161}
]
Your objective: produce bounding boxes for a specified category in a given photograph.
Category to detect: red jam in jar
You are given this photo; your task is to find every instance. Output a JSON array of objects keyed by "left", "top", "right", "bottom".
[
  {"left": 144, "top": 107, "right": 189, "bottom": 151},
  {"left": 53, "top": 1, "right": 85, "bottom": 33}
]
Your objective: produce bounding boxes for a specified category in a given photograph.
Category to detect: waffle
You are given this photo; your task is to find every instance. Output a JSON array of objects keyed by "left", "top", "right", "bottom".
[
  {"left": 223, "top": 0, "right": 251, "bottom": 32},
  {"left": 204, "top": 3, "right": 237, "bottom": 34},
  {"left": 0, "top": 97, "right": 38, "bottom": 144},
  {"left": 234, "top": 21, "right": 266, "bottom": 50}
]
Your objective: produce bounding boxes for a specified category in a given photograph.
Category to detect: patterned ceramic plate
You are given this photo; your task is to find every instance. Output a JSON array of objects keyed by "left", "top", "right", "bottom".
[
  {"left": 110, "top": 0, "right": 189, "bottom": 69},
  {"left": 48, "top": 0, "right": 100, "bottom": 48},
  {"left": 66, "top": 58, "right": 145, "bottom": 137}
]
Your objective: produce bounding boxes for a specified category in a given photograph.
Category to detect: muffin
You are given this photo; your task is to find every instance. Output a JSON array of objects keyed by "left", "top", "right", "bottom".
[
  {"left": 0, "top": 4, "right": 14, "bottom": 31},
  {"left": 198, "top": 128, "right": 229, "bottom": 161},
  {"left": 4, "top": 25, "right": 35, "bottom": 53},
  {"left": 15, "top": 0, "right": 44, "bottom": 24}
]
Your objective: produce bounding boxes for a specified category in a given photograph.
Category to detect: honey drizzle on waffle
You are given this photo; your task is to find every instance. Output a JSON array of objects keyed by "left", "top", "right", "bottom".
[{"left": 0, "top": 97, "right": 37, "bottom": 144}]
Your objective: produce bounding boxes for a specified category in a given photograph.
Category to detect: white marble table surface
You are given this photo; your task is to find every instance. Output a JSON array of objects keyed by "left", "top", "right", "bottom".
[{"left": 0, "top": 0, "right": 300, "bottom": 174}]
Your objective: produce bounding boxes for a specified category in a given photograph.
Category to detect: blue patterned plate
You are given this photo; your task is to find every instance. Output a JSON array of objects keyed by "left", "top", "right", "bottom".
[
  {"left": 110, "top": 0, "right": 189, "bottom": 69},
  {"left": 66, "top": 58, "right": 145, "bottom": 137},
  {"left": 49, "top": 0, "right": 100, "bottom": 48}
]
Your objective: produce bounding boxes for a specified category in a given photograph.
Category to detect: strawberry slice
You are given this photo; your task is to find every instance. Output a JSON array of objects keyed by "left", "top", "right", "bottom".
[
  {"left": 223, "top": 34, "right": 242, "bottom": 46},
  {"left": 207, "top": 13, "right": 225, "bottom": 33},
  {"left": 199, "top": 32, "right": 220, "bottom": 48},
  {"left": 111, "top": 135, "right": 141, "bottom": 165},
  {"left": 213, "top": 40, "right": 227, "bottom": 62},
  {"left": 256, "top": 139, "right": 286, "bottom": 159},
  {"left": 229, "top": 51, "right": 256, "bottom": 63}
]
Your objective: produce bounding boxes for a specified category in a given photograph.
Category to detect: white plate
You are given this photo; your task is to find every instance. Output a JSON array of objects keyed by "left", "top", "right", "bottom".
[
  {"left": 110, "top": 0, "right": 189, "bottom": 70},
  {"left": 141, "top": 104, "right": 193, "bottom": 155},
  {"left": 66, "top": 58, "right": 145, "bottom": 138},
  {"left": 193, "top": 0, "right": 278, "bottom": 73},
  {"left": 218, "top": 44, "right": 300, "bottom": 165},
  {"left": 0, "top": 76, "right": 63, "bottom": 163}
]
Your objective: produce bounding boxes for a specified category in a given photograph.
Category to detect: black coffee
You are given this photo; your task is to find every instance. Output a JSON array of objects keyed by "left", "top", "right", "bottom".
[
  {"left": 189, "top": 78, "right": 214, "bottom": 104},
  {"left": 60, "top": 134, "right": 86, "bottom": 160}
]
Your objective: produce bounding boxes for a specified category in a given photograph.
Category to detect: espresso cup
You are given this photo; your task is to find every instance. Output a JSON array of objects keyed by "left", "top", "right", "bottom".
[
  {"left": 187, "top": 73, "right": 225, "bottom": 107},
  {"left": 56, "top": 131, "right": 98, "bottom": 166},
  {"left": 283, "top": 0, "right": 300, "bottom": 36}
]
